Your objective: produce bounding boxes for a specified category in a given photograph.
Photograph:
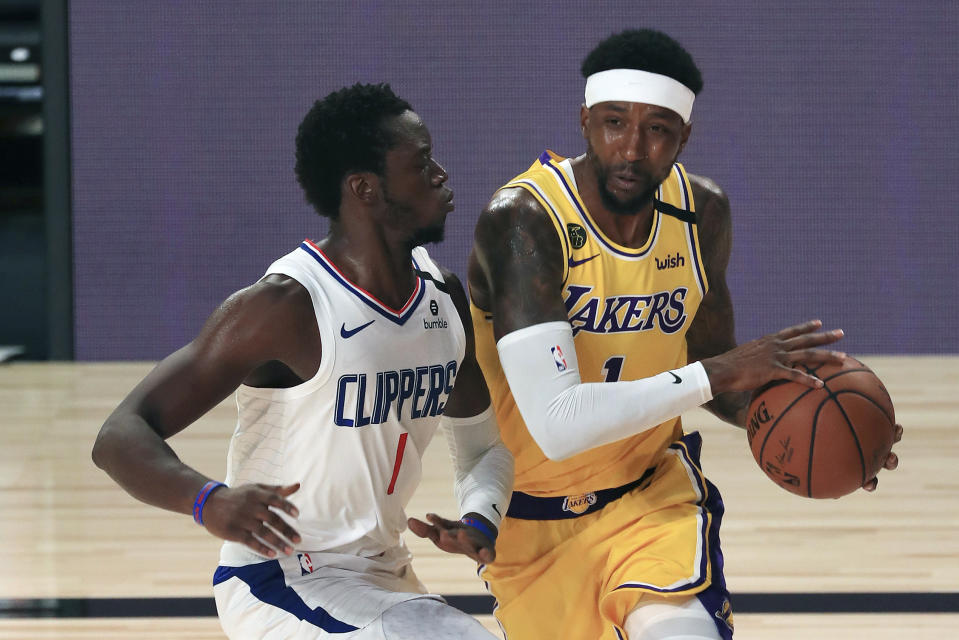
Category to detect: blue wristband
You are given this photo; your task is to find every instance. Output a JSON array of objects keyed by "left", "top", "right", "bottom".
[
  {"left": 460, "top": 516, "right": 497, "bottom": 543},
  {"left": 193, "top": 481, "right": 225, "bottom": 525}
]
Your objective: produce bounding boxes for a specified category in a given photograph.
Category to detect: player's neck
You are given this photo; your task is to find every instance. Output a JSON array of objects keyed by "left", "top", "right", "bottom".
[
  {"left": 317, "top": 227, "right": 418, "bottom": 310},
  {"left": 571, "top": 155, "right": 656, "bottom": 249}
]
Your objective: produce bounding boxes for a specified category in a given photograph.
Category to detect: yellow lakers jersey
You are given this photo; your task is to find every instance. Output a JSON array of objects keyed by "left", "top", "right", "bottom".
[{"left": 471, "top": 151, "right": 709, "bottom": 496}]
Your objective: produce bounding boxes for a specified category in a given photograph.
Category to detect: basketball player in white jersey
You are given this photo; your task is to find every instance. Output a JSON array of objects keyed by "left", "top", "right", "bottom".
[{"left": 93, "top": 83, "right": 511, "bottom": 639}]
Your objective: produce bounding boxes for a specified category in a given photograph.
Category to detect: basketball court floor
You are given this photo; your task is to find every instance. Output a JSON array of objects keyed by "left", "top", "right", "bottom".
[{"left": 1, "top": 356, "right": 957, "bottom": 638}]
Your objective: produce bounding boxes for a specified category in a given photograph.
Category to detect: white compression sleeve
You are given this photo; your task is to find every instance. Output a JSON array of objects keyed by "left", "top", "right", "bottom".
[
  {"left": 496, "top": 321, "right": 713, "bottom": 461},
  {"left": 440, "top": 406, "right": 514, "bottom": 527}
]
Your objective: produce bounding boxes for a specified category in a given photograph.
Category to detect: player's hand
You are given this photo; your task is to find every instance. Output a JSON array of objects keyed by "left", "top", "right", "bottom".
[
  {"left": 407, "top": 513, "right": 496, "bottom": 564},
  {"left": 201, "top": 482, "right": 302, "bottom": 557},
  {"left": 701, "top": 319, "right": 846, "bottom": 393},
  {"left": 862, "top": 423, "right": 903, "bottom": 492}
]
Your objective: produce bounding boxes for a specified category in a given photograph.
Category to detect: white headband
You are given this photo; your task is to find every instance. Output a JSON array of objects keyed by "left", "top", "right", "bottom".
[{"left": 584, "top": 68, "right": 695, "bottom": 123}]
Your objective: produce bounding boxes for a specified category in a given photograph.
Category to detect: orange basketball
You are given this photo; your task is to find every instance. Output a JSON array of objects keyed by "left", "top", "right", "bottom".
[{"left": 745, "top": 356, "right": 896, "bottom": 498}]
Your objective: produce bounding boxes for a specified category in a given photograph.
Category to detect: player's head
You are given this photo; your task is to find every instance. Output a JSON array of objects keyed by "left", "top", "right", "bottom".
[
  {"left": 295, "top": 83, "right": 452, "bottom": 247},
  {"left": 581, "top": 29, "right": 703, "bottom": 103},
  {"left": 579, "top": 29, "right": 702, "bottom": 215}
]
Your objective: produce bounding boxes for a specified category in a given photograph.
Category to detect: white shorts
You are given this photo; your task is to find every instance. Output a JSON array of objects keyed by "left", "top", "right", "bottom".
[{"left": 213, "top": 547, "right": 443, "bottom": 639}]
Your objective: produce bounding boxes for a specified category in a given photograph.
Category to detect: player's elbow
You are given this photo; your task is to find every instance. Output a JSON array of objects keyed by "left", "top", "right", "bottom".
[
  {"left": 527, "top": 421, "right": 577, "bottom": 461},
  {"left": 91, "top": 419, "right": 121, "bottom": 471},
  {"left": 91, "top": 429, "right": 107, "bottom": 469}
]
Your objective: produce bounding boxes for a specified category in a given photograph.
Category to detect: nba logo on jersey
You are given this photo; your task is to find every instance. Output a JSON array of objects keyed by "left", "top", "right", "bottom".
[
  {"left": 551, "top": 345, "right": 567, "bottom": 372},
  {"left": 298, "top": 553, "right": 314, "bottom": 576}
]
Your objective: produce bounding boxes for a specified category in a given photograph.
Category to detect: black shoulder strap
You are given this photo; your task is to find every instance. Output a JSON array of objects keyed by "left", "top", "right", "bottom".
[
  {"left": 654, "top": 199, "right": 697, "bottom": 224},
  {"left": 414, "top": 269, "right": 450, "bottom": 294}
]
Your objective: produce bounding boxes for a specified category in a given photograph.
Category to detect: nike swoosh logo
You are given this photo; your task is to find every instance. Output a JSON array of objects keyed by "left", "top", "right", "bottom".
[
  {"left": 492, "top": 503, "right": 501, "bottom": 516},
  {"left": 568, "top": 254, "right": 599, "bottom": 268},
  {"left": 340, "top": 319, "right": 375, "bottom": 338},
  {"left": 668, "top": 371, "right": 682, "bottom": 384}
]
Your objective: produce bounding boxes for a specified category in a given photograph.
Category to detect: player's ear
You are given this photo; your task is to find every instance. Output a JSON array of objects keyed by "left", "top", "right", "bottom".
[
  {"left": 678, "top": 122, "right": 692, "bottom": 153},
  {"left": 580, "top": 104, "right": 590, "bottom": 138},
  {"left": 344, "top": 172, "right": 381, "bottom": 206}
]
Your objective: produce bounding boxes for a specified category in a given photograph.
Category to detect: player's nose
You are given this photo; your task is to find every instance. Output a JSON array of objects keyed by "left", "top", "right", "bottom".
[
  {"left": 622, "top": 127, "right": 647, "bottom": 162},
  {"left": 432, "top": 159, "right": 449, "bottom": 185}
]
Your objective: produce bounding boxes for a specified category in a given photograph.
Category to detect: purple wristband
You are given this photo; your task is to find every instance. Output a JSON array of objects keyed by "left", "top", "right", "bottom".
[
  {"left": 460, "top": 516, "right": 497, "bottom": 542},
  {"left": 193, "top": 481, "right": 225, "bottom": 525}
]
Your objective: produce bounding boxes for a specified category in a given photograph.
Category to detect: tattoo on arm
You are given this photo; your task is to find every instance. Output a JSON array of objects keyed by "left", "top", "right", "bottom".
[
  {"left": 473, "top": 189, "right": 569, "bottom": 340},
  {"left": 686, "top": 176, "right": 750, "bottom": 427}
]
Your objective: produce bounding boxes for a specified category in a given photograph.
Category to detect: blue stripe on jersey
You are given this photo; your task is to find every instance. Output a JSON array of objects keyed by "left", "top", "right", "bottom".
[
  {"left": 299, "top": 241, "right": 425, "bottom": 325},
  {"left": 686, "top": 221, "right": 707, "bottom": 297},
  {"left": 613, "top": 432, "right": 715, "bottom": 594},
  {"left": 213, "top": 561, "right": 358, "bottom": 633},
  {"left": 675, "top": 167, "right": 708, "bottom": 296},
  {"left": 538, "top": 154, "right": 661, "bottom": 259}
]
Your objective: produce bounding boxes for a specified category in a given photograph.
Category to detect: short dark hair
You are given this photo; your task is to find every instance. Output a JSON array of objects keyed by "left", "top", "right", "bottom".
[
  {"left": 295, "top": 83, "right": 412, "bottom": 218},
  {"left": 581, "top": 29, "right": 703, "bottom": 95}
]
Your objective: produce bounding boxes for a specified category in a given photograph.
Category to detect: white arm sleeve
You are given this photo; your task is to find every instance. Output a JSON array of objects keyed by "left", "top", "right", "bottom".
[
  {"left": 496, "top": 321, "right": 713, "bottom": 461},
  {"left": 440, "top": 406, "right": 514, "bottom": 528}
]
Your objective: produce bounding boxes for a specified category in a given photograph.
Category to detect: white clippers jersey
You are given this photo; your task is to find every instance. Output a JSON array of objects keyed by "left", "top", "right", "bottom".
[{"left": 219, "top": 240, "right": 465, "bottom": 566}]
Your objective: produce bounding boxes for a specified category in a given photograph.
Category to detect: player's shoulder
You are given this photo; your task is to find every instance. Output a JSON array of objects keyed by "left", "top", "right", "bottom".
[
  {"left": 219, "top": 275, "right": 313, "bottom": 328},
  {"left": 484, "top": 184, "right": 549, "bottom": 220},
  {"left": 687, "top": 173, "right": 731, "bottom": 228},
  {"left": 435, "top": 264, "right": 469, "bottom": 311},
  {"left": 476, "top": 185, "right": 555, "bottom": 248}
]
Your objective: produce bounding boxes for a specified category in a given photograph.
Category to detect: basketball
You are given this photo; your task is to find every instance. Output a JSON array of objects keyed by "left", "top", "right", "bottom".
[{"left": 745, "top": 356, "right": 896, "bottom": 499}]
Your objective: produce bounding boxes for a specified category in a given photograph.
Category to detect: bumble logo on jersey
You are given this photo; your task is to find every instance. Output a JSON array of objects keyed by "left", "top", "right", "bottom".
[{"left": 334, "top": 361, "right": 458, "bottom": 427}]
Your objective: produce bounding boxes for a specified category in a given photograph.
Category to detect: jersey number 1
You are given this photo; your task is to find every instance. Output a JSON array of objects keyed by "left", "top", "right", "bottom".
[
  {"left": 602, "top": 356, "right": 625, "bottom": 382},
  {"left": 387, "top": 432, "right": 409, "bottom": 495}
]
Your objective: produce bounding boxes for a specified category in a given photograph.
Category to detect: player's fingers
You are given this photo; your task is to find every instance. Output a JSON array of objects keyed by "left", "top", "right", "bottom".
[
  {"left": 862, "top": 477, "right": 878, "bottom": 492},
  {"left": 453, "top": 530, "right": 489, "bottom": 563},
  {"left": 426, "top": 513, "right": 459, "bottom": 529},
  {"left": 241, "top": 530, "right": 278, "bottom": 558},
  {"left": 255, "top": 521, "right": 294, "bottom": 555},
  {"left": 782, "top": 348, "right": 846, "bottom": 367},
  {"left": 774, "top": 366, "right": 825, "bottom": 389},
  {"left": 407, "top": 517, "right": 439, "bottom": 542},
  {"left": 893, "top": 424, "right": 904, "bottom": 443},
  {"left": 264, "top": 510, "right": 301, "bottom": 546},
  {"left": 274, "top": 483, "right": 301, "bottom": 496},
  {"left": 781, "top": 329, "right": 844, "bottom": 352},
  {"left": 265, "top": 493, "right": 300, "bottom": 518},
  {"left": 883, "top": 451, "right": 899, "bottom": 470},
  {"left": 773, "top": 319, "right": 823, "bottom": 340},
  {"left": 478, "top": 546, "right": 495, "bottom": 564}
]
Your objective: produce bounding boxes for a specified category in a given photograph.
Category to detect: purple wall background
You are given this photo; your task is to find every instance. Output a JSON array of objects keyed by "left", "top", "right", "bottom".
[{"left": 70, "top": 1, "right": 959, "bottom": 359}]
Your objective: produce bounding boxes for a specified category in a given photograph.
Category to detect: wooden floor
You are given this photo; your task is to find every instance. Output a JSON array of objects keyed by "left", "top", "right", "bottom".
[{"left": 1, "top": 357, "right": 957, "bottom": 638}]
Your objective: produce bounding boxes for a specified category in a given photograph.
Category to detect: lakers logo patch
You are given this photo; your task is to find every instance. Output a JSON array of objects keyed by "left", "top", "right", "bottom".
[
  {"left": 567, "top": 223, "right": 587, "bottom": 249},
  {"left": 562, "top": 492, "right": 597, "bottom": 514},
  {"left": 715, "top": 597, "right": 734, "bottom": 632}
]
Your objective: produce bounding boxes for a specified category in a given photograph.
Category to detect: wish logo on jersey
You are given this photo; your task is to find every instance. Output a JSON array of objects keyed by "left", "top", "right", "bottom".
[
  {"left": 334, "top": 360, "right": 458, "bottom": 427},
  {"left": 563, "top": 285, "right": 689, "bottom": 336}
]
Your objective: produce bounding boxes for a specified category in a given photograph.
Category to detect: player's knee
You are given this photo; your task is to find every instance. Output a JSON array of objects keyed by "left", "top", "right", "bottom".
[
  {"left": 380, "top": 598, "right": 496, "bottom": 640},
  {"left": 624, "top": 595, "right": 722, "bottom": 640}
]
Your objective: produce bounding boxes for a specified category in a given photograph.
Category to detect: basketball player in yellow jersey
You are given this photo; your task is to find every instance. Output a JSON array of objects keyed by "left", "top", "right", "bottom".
[{"left": 467, "top": 30, "right": 902, "bottom": 639}]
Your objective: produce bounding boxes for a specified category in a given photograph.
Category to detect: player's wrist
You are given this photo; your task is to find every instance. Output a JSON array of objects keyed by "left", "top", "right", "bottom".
[
  {"left": 192, "top": 480, "right": 226, "bottom": 525},
  {"left": 461, "top": 513, "right": 498, "bottom": 542},
  {"left": 699, "top": 356, "right": 732, "bottom": 394}
]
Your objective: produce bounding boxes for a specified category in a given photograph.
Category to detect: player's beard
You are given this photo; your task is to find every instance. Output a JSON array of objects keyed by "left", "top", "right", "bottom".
[
  {"left": 384, "top": 194, "right": 446, "bottom": 250},
  {"left": 406, "top": 224, "right": 445, "bottom": 250},
  {"left": 588, "top": 151, "right": 661, "bottom": 216}
]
